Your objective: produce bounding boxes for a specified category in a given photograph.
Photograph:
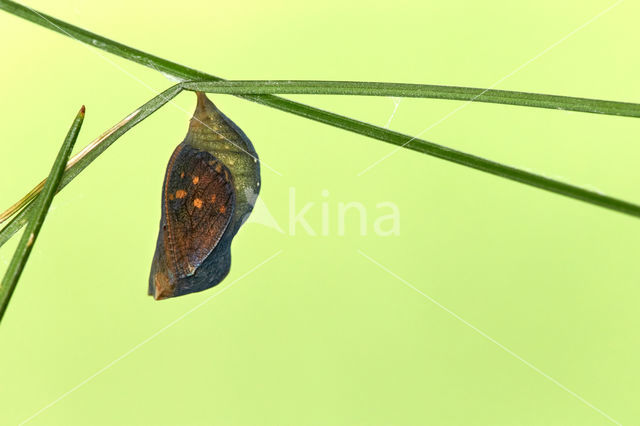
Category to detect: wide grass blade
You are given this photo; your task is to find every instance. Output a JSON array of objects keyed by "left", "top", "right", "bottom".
[
  {"left": 0, "top": 107, "right": 85, "bottom": 323},
  {"left": 1, "top": 0, "right": 639, "bottom": 220},
  {"left": 0, "top": 85, "right": 183, "bottom": 247},
  {"left": 183, "top": 80, "right": 640, "bottom": 118}
]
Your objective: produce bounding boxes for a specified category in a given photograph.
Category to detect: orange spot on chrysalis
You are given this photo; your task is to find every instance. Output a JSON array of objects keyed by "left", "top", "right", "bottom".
[
  {"left": 192, "top": 176, "right": 199, "bottom": 184},
  {"left": 175, "top": 190, "right": 187, "bottom": 199},
  {"left": 168, "top": 193, "right": 175, "bottom": 200},
  {"left": 215, "top": 163, "right": 222, "bottom": 173},
  {"left": 180, "top": 172, "right": 185, "bottom": 178},
  {"left": 193, "top": 198, "right": 203, "bottom": 209},
  {"left": 219, "top": 205, "right": 226, "bottom": 214},
  {"left": 210, "top": 194, "right": 217, "bottom": 203}
]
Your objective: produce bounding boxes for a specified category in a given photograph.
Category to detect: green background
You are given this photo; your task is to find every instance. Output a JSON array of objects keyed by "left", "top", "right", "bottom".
[{"left": 1, "top": 0, "right": 639, "bottom": 424}]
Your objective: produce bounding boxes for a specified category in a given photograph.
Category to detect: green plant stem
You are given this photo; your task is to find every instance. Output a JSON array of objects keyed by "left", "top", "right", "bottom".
[
  {"left": 0, "top": 107, "right": 85, "bottom": 323},
  {"left": 1, "top": 0, "right": 639, "bottom": 221},
  {"left": 182, "top": 80, "right": 640, "bottom": 118},
  {"left": 0, "top": 85, "right": 182, "bottom": 247}
]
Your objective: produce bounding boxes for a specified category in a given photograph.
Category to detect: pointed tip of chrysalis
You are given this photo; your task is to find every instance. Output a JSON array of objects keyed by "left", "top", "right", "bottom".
[{"left": 79, "top": 105, "right": 86, "bottom": 116}]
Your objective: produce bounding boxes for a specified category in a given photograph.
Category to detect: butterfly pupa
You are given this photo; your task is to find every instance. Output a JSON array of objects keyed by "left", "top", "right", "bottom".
[{"left": 149, "top": 92, "right": 261, "bottom": 300}]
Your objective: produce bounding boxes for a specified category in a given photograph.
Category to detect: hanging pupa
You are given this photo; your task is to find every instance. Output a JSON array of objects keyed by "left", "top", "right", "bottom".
[{"left": 149, "top": 92, "right": 261, "bottom": 300}]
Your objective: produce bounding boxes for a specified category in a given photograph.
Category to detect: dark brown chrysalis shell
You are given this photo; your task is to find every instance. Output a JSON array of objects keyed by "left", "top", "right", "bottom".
[{"left": 149, "top": 92, "right": 260, "bottom": 300}]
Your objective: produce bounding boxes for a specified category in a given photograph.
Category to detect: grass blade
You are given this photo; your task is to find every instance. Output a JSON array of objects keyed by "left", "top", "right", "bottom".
[
  {"left": 2, "top": 0, "right": 639, "bottom": 119},
  {"left": 1, "top": 0, "right": 639, "bottom": 219},
  {"left": 245, "top": 94, "right": 640, "bottom": 218},
  {"left": 3, "top": 0, "right": 638, "bottom": 119},
  {"left": 0, "top": 106, "right": 85, "bottom": 323},
  {"left": 0, "top": 84, "right": 183, "bottom": 247},
  {"left": 183, "top": 80, "right": 640, "bottom": 118}
]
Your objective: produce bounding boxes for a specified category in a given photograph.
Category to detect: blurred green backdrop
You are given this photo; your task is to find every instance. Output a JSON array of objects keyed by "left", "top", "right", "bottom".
[{"left": 1, "top": 0, "right": 639, "bottom": 424}]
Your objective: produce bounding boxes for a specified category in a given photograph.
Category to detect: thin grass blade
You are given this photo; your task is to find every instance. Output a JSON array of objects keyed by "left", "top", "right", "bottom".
[
  {"left": 0, "top": 106, "right": 85, "bottom": 323},
  {"left": 245, "top": 94, "right": 640, "bottom": 218},
  {"left": 183, "top": 80, "right": 640, "bottom": 118}
]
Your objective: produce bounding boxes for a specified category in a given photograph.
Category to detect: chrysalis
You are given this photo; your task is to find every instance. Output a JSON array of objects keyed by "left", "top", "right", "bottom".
[{"left": 149, "top": 92, "right": 260, "bottom": 300}]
